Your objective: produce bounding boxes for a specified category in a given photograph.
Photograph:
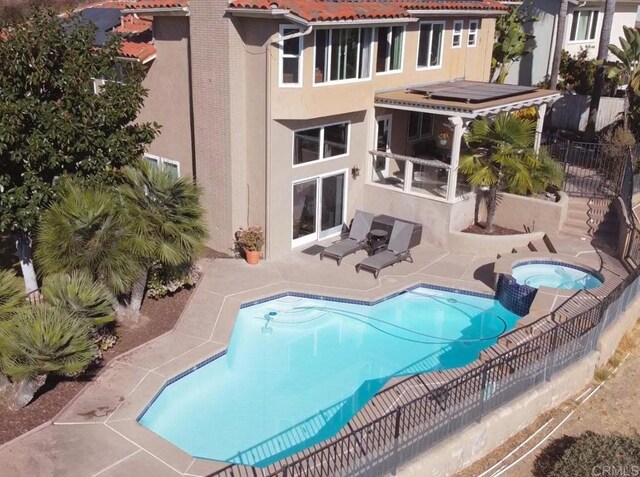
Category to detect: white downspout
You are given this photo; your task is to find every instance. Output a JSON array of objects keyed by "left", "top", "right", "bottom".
[{"left": 263, "top": 25, "right": 312, "bottom": 259}]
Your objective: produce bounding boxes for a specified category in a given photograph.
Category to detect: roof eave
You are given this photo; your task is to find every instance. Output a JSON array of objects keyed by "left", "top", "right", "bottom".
[
  {"left": 405, "top": 9, "right": 508, "bottom": 17},
  {"left": 121, "top": 6, "right": 189, "bottom": 16},
  {"left": 226, "top": 8, "right": 309, "bottom": 26}
]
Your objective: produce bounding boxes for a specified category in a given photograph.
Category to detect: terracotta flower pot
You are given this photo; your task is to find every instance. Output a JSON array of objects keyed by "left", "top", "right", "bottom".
[{"left": 244, "top": 249, "right": 261, "bottom": 265}]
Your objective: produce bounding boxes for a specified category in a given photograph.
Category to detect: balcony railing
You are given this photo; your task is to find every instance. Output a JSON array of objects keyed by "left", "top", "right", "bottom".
[{"left": 369, "top": 150, "right": 470, "bottom": 202}]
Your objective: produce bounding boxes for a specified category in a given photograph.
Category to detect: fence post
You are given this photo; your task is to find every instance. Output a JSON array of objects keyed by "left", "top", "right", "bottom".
[
  {"left": 477, "top": 364, "right": 489, "bottom": 422},
  {"left": 545, "top": 326, "right": 559, "bottom": 381},
  {"left": 390, "top": 408, "right": 403, "bottom": 476},
  {"left": 282, "top": 463, "right": 288, "bottom": 477}
]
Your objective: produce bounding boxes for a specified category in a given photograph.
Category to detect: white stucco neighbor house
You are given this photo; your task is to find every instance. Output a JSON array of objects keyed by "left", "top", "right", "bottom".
[{"left": 505, "top": 0, "right": 640, "bottom": 87}]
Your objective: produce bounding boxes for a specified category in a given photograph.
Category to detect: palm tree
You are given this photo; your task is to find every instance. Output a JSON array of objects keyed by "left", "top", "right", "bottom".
[
  {"left": 608, "top": 26, "right": 640, "bottom": 130},
  {"left": 460, "top": 114, "right": 539, "bottom": 233},
  {"left": 586, "top": 0, "right": 617, "bottom": 138},
  {"left": 0, "top": 269, "right": 26, "bottom": 320},
  {"left": 550, "top": 0, "right": 569, "bottom": 89},
  {"left": 35, "top": 182, "right": 143, "bottom": 307},
  {"left": 41, "top": 271, "right": 115, "bottom": 326},
  {"left": 0, "top": 306, "right": 96, "bottom": 409},
  {"left": 119, "top": 161, "right": 207, "bottom": 311}
]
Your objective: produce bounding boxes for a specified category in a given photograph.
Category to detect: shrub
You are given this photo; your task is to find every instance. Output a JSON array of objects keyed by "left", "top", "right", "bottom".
[
  {"left": 0, "top": 306, "right": 96, "bottom": 408},
  {"left": 146, "top": 263, "right": 200, "bottom": 299},
  {"left": 41, "top": 271, "right": 115, "bottom": 326},
  {"left": 559, "top": 49, "right": 619, "bottom": 96},
  {"left": 601, "top": 126, "right": 638, "bottom": 174},
  {"left": 0, "top": 269, "right": 25, "bottom": 320},
  {"left": 535, "top": 432, "right": 640, "bottom": 477}
]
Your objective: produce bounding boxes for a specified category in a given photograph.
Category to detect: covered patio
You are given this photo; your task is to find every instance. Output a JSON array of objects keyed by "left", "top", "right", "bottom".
[{"left": 369, "top": 80, "right": 562, "bottom": 203}]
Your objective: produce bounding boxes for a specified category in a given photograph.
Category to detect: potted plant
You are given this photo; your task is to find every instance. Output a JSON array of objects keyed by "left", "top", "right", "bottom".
[{"left": 235, "top": 226, "right": 264, "bottom": 265}]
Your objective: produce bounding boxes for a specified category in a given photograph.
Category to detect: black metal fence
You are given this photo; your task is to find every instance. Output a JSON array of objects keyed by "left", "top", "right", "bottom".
[
  {"left": 209, "top": 147, "right": 640, "bottom": 477},
  {"left": 539, "top": 133, "right": 625, "bottom": 199}
]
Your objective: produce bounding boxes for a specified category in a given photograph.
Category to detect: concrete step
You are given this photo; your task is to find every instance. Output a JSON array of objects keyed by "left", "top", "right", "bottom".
[
  {"left": 528, "top": 238, "right": 553, "bottom": 253},
  {"left": 561, "top": 223, "right": 592, "bottom": 239}
]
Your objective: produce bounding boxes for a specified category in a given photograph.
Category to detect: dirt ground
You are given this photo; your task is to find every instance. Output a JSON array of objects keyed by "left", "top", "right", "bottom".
[
  {"left": 455, "top": 321, "right": 640, "bottom": 477},
  {"left": 463, "top": 223, "right": 525, "bottom": 236}
]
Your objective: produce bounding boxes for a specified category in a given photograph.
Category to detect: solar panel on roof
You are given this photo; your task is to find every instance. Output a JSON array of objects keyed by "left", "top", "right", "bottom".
[
  {"left": 409, "top": 81, "right": 537, "bottom": 104},
  {"left": 80, "top": 8, "right": 121, "bottom": 46}
]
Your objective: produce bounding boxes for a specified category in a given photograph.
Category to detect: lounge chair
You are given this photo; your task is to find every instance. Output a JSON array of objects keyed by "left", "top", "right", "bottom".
[
  {"left": 355, "top": 220, "right": 414, "bottom": 278},
  {"left": 320, "top": 210, "right": 374, "bottom": 265}
]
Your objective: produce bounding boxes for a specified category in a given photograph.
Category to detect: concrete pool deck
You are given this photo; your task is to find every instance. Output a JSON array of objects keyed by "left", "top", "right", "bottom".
[{"left": 0, "top": 238, "right": 627, "bottom": 477}]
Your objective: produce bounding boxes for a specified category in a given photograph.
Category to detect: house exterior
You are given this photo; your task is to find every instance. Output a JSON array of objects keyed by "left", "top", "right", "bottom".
[
  {"left": 506, "top": 0, "right": 640, "bottom": 87},
  {"left": 117, "top": 0, "right": 559, "bottom": 259}
]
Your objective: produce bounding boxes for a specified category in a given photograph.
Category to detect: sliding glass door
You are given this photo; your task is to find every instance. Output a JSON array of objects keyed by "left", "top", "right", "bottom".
[{"left": 292, "top": 171, "right": 346, "bottom": 247}]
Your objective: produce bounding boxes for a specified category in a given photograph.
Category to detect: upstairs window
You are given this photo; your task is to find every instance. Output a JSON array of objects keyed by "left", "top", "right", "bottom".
[
  {"left": 570, "top": 10, "right": 599, "bottom": 42},
  {"left": 376, "top": 26, "right": 404, "bottom": 73},
  {"left": 315, "top": 28, "right": 373, "bottom": 84},
  {"left": 145, "top": 154, "right": 180, "bottom": 178},
  {"left": 408, "top": 113, "right": 433, "bottom": 140},
  {"left": 294, "top": 122, "right": 350, "bottom": 165},
  {"left": 452, "top": 20, "right": 463, "bottom": 48},
  {"left": 417, "top": 22, "right": 445, "bottom": 69},
  {"left": 280, "top": 25, "right": 303, "bottom": 86},
  {"left": 468, "top": 20, "right": 479, "bottom": 47}
]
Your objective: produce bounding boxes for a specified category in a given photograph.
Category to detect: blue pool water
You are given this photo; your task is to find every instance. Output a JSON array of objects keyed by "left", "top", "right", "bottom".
[
  {"left": 512, "top": 263, "right": 602, "bottom": 290},
  {"left": 139, "top": 287, "right": 519, "bottom": 467}
]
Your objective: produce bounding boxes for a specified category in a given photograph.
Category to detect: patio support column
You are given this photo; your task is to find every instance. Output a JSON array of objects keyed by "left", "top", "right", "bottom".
[
  {"left": 446, "top": 116, "right": 467, "bottom": 203},
  {"left": 403, "top": 160, "right": 414, "bottom": 193},
  {"left": 534, "top": 103, "right": 547, "bottom": 153}
]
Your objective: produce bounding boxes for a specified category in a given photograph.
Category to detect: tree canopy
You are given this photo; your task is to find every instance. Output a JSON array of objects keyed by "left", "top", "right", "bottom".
[
  {"left": 491, "top": 4, "right": 537, "bottom": 84},
  {"left": 0, "top": 8, "right": 158, "bottom": 236}
]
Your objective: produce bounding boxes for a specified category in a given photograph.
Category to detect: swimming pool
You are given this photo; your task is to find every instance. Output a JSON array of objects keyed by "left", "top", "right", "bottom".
[
  {"left": 139, "top": 286, "right": 519, "bottom": 467},
  {"left": 511, "top": 262, "right": 603, "bottom": 290}
]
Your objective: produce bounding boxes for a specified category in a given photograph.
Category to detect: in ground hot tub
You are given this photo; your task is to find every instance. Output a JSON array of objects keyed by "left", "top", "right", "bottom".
[{"left": 511, "top": 261, "right": 603, "bottom": 290}]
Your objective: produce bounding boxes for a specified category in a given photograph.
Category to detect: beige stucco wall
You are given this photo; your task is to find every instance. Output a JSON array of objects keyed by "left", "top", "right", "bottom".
[
  {"left": 362, "top": 184, "right": 476, "bottom": 247},
  {"left": 192, "top": 14, "right": 498, "bottom": 256},
  {"left": 478, "top": 192, "right": 569, "bottom": 237},
  {"left": 268, "top": 17, "right": 496, "bottom": 120},
  {"left": 138, "top": 16, "right": 193, "bottom": 178},
  {"left": 267, "top": 111, "right": 370, "bottom": 258}
]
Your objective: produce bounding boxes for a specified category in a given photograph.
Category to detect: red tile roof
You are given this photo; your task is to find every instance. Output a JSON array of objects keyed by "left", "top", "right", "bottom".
[
  {"left": 228, "top": 0, "right": 507, "bottom": 22},
  {"left": 123, "top": 0, "right": 188, "bottom": 9},
  {"left": 120, "top": 39, "right": 157, "bottom": 63}
]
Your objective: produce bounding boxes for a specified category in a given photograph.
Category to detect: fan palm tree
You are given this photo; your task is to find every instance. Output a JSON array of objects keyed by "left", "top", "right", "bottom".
[
  {"left": 608, "top": 26, "right": 640, "bottom": 130},
  {"left": 35, "top": 182, "right": 144, "bottom": 307},
  {"left": 0, "top": 306, "right": 96, "bottom": 409},
  {"left": 119, "top": 161, "right": 207, "bottom": 311},
  {"left": 460, "top": 114, "right": 539, "bottom": 233},
  {"left": 0, "top": 269, "right": 26, "bottom": 320},
  {"left": 41, "top": 271, "right": 115, "bottom": 326}
]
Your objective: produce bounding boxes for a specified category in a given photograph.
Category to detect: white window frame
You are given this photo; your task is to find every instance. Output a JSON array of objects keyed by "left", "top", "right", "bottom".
[
  {"left": 279, "top": 24, "right": 303, "bottom": 88},
  {"left": 568, "top": 10, "right": 599, "bottom": 43},
  {"left": 416, "top": 21, "right": 446, "bottom": 70},
  {"left": 452, "top": 20, "right": 463, "bottom": 49},
  {"left": 144, "top": 153, "right": 181, "bottom": 177},
  {"left": 375, "top": 25, "right": 405, "bottom": 75},
  {"left": 468, "top": 20, "right": 479, "bottom": 48},
  {"left": 312, "top": 27, "right": 374, "bottom": 86},
  {"left": 291, "top": 169, "right": 349, "bottom": 248},
  {"left": 292, "top": 121, "right": 351, "bottom": 168},
  {"left": 407, "top": 113, "right": 434, "bottom": 141}
]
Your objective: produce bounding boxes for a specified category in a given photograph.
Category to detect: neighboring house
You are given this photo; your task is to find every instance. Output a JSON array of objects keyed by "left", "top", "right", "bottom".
[
  {"left": 75, "top": 0, "right": 192, "bottom": 179},
  {"left": 506, "top": 0, "right": 640, "bottom": 86},
  {"left": 99, "top": 0, "right": 559, "bottom": 258}
]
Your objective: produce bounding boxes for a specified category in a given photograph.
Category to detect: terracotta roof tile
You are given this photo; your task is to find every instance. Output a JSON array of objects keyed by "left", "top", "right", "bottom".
[
  {"left": 228, "top": 0, "right": 507, "bottom": 22},
  {"left": 114, "top": 13, "right": 153, "bottom": 34},
  {"left": 120, "top": 39, "right": 157, "bottom": 63},
  {"left": 123, "top": 0, "right": 189, "bottom": 9}
]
